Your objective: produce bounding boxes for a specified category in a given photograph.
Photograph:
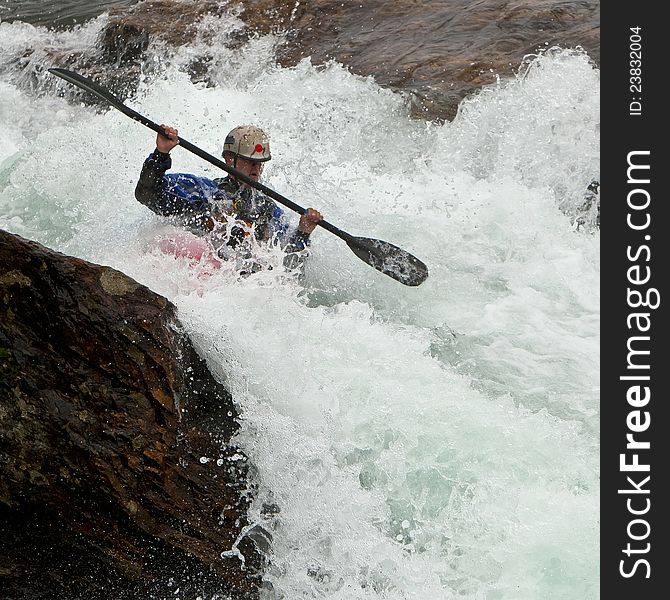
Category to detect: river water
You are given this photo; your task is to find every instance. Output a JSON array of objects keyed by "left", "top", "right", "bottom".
[
  {"left": 0, "top": 3, "right": 599, "bottom": 599},
  {"left": 0, "top": 0, "right": 138, "bottom": 27}
]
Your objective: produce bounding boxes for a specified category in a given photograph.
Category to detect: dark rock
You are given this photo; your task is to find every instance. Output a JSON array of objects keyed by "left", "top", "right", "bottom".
[
  {"left": 41, "top": 0, "right": 598, "bottom": 123},
  {"left": 284, "top": 0, "right": 598, "bottom": 121},
  {"left": 220, "top": 0, "right": 600, "bottom": 121},
  {"left": 45, "top": 1, "right": 227, "bottom": 106},
  {"left": 0, "top": 229, "right": 263, "bottom": 599}
]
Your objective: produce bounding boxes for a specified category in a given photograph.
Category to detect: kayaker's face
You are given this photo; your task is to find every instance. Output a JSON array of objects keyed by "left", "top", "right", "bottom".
[{"left": 226, "top": 156, "right": 264, "bottom": 184}]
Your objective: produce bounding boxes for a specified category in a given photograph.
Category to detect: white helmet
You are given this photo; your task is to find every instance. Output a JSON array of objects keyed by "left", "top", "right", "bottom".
[{"left": 222, "top": 125, "right": 271, "bottom": 162}]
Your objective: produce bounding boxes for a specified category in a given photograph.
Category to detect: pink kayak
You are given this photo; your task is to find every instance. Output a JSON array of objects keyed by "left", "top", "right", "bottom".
[{"left": 156, "top": 232, "right": 223, "bottom": 270}]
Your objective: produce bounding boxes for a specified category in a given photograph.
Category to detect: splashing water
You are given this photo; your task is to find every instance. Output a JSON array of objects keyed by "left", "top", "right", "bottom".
[{"left": 0, "top": 11, "right": 599, "bottom": 600}]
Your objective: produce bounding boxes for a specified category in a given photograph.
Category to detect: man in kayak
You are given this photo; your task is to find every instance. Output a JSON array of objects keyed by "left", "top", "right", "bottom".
[{"left": 135, "top": 123, "right": 322, "bottom": 270}]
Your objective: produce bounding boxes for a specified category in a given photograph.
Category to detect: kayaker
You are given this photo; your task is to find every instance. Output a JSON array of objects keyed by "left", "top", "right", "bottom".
[{"left": 135, "top": 124, "right": 322, "bottom": 270}]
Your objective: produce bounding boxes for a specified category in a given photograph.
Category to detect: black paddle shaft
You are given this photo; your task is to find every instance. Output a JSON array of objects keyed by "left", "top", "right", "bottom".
[
  {"left": 170, "top": 131, "right": 352, "bottom": 241},
  {"left": 48, "top": 68, "right": 429, "bottom": 286}
]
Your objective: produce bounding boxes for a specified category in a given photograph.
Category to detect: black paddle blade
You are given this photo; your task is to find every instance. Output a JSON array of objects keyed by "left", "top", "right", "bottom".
[
  {"left": 346, "top": 237, "right": 428, "bottom": 286},
  {"left": 49, "top": 68, "right": 125, "bottom": 109}
]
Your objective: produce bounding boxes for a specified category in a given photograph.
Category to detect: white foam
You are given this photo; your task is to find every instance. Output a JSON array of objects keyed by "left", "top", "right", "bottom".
[{"left": 0, "top": 16, "right": 599, "bottom": 598}]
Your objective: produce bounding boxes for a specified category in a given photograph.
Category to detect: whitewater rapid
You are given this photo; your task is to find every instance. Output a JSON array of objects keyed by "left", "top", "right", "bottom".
[{"left": 0, "top": 12, "right": 599, "bottom": 600}]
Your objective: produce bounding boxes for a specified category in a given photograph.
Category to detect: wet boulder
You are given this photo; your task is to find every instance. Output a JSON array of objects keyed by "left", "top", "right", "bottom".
[
  {"left": 0, "top": 229, "right": 263, "bottom": 599},
  {"left": 43, "top": 0, "right": 598, "bottom": 122}
]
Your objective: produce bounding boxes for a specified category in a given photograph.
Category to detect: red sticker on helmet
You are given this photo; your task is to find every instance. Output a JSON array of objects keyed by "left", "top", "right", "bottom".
[{"left": 255, "top": 144, "right": 263, "bottom": 153}]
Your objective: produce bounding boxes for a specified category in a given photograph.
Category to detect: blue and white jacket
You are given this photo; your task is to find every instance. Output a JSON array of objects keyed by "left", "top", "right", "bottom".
[{"left": 135, "top": 149, "right": 310, "bottom": 255}]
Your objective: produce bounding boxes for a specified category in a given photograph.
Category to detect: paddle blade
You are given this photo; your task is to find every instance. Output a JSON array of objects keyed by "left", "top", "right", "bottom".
[
  {"left": 49, "top": 68, "right": 125, "bottom": 108},
  {"left": 346, "top": 237, "right": 428, "bottom": 286}
]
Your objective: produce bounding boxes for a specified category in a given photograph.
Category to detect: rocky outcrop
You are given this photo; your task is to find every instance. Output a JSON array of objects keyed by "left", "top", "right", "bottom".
[
  {"left": 237, "top": 0, "right": 600, "bottom": 121},
  {"left": 44, "top": 0, "right": 228, "bottom": 104},
  {"left": 0, "top": 229, "right": 263, "bottom": 599},
  {"left": 42, "top": 0, "right": 598, "bottom": 122}
]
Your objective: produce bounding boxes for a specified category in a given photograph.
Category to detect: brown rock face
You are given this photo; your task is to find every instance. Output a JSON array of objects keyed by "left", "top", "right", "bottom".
[
  {"left": 0, "top": 230, "right": 263, "bottom": 599},
  {"left": 48, "top": 0, "right": 228, "bottom": 103},
  {"left": 243, "top": 0, "right": 600, "bottom": 121},
  {"left": 43, "top": 0, "right": 598, "bottom": 123}
]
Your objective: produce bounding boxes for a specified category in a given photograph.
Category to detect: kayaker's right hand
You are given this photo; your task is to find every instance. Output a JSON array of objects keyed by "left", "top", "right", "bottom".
[{"left": 156, "top": 124, "right": 179, "bottom": 153}]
